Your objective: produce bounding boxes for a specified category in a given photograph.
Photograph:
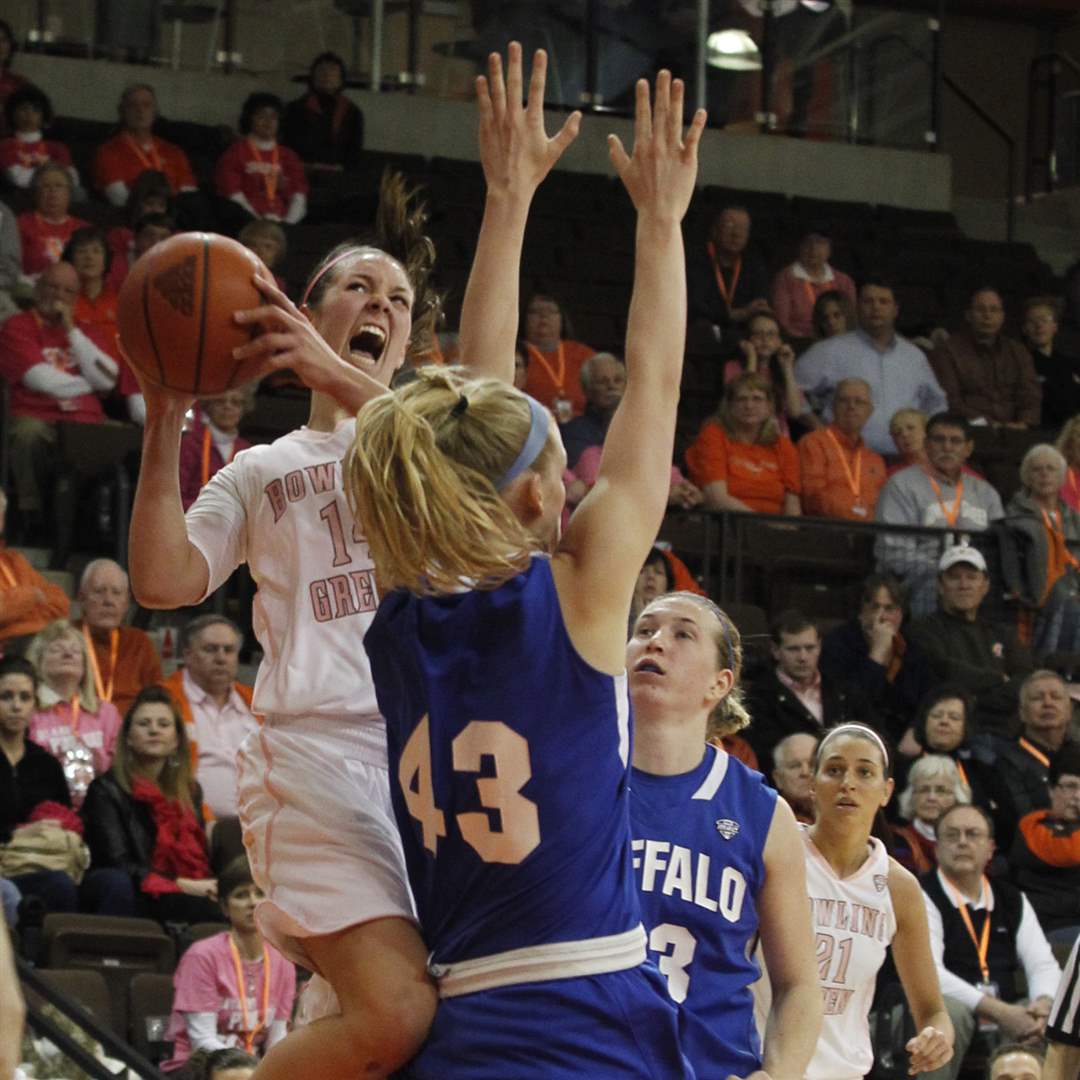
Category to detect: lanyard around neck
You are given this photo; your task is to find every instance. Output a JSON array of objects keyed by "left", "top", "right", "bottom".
[{"left": 228, "top": 934, "right": 271, "bottom": 1053}]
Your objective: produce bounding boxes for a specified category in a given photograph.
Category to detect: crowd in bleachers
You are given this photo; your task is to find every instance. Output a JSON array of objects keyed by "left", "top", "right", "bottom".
[{"left": 6, "top": 13, "right": 1080, "bottom": 1077}]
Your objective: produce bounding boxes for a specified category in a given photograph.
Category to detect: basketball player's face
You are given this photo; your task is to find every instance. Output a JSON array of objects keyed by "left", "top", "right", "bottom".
[
  {"left": 812, "top": 735, "right": 893, "bottom": 823},
  {"left": 313, "top": 252, "right": 413, "bottom": 387},
  {"left": 628, "top": 597, "right": 730, "bottom": 723},
  {"left": 531, "top": 419, "right": 567, "bottom": 552},
  {"left": 989, "top": 1050, "right": 1041, "bottom": 1080}
]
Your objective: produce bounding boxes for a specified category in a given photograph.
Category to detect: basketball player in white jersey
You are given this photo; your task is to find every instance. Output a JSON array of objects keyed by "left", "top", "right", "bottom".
[
  {"left": 128, "top": 44, "right": 581, "bottom": 1079},
  {"left": 804, "top": 724, "right": 953, "bottom": 1080}
]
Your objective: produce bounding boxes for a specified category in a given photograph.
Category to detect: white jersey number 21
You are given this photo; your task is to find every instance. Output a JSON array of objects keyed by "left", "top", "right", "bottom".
[{"left": 399, "top": 717, "right": 541, "bottom": 865}]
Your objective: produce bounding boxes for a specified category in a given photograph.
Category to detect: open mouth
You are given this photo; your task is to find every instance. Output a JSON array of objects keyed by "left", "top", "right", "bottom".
[
  {"left": 349, "top": 324, "right": 387, "bottom": 363},
  {"left": 634, "top": 659, "right": 665, "bottom": 676}
]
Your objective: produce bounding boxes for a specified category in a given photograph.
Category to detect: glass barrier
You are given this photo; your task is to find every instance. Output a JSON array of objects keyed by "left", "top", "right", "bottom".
[{"left": 16, "top": 1, "right": 940, "bottom": 152}]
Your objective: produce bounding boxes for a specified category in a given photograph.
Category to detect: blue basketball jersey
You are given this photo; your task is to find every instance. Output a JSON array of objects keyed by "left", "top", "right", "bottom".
[
  {"left": 364, "top": 556, "right": 640, "bottom": 961},
  {"left": 630, "top": 746, "right": 778, "bottom": 1079},
  {"left": 365, "top": 556, "right": 694, "bottom": 1077}
]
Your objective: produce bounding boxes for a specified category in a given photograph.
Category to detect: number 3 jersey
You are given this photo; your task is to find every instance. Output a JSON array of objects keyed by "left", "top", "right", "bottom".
[
  {"left": 363, "top": 556, "right": 642, "bottom": 966},
  {"left": 803, "top": 829, "right": 896, "bottom": 1080},
  {"left": 186, "top": 418, "right": 381, "bottom": 720},
  {"left": 630, "top": 746, "right": 776, "bottom": 1079}
]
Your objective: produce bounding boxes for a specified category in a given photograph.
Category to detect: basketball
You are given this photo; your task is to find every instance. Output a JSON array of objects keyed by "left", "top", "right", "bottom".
[{"left": 117, "top": 231, "right": 268, "bottom": 396}]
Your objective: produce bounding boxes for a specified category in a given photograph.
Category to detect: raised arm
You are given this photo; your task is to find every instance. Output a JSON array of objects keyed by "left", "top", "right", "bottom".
[
  {"left": 889, "top": 860, "right": 954, "bottom": 1076},
  {"left": 554, "top": 73, "right": 705, "bottom": 671},
  {"left": 458, "top": 43, "right": 580, "bottom": 382},
  {"left": 129, "top": 384, "right": 212, "bottom": 608},
  {"left": 757, "top": 799, "right": 822, "bottom": 1080}
]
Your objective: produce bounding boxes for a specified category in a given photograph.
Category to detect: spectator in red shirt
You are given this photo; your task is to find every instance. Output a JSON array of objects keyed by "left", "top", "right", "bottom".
[
  {"left": 92, "top": 84, "right": 198, "bottom": 207},
  {"left": 179, "top": 388, "right": 254, "bottom": 511},
  {"left": 771, "top": 229, "right": 857, "bottom": 342},
  {"left": 105, "top": 168, "right": 173, "bottom": 290},
  {"left": 17, "top": 162, "right": 87, "bottom": 280},
  {"left": 61, "top": 225, "right": 145, "bottom": 423},
  {"left": 0, "top": 262, "right": 118, "bottom": 536},
  {"left": 215, "top": 93, "right": 308, "bottom": 225},
  {"left": 0, "top": 85, "right": 79, "bottom": 193}
]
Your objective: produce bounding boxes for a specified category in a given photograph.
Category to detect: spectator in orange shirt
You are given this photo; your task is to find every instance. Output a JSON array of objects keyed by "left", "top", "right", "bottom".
[
  {"left": 74, "top": 559, "right": 162, "bottom": 719},
  {"left": 685, "top": 372, "right": 802, "bottom": 516},
  {"left": 521, "top": 292, "right": 595, "bottom": 421},
  {"left": 92, "top": 84, "right": 198, "bottom": 208},
  {"left": 798, "top": 377, "right": 887, "bottom": 520},
  {"left": 1010, "top": 746, "right": 1080, "bottom": 942},
  {"left": 0, "top": 488, "right": 69, "bottom": 653}
]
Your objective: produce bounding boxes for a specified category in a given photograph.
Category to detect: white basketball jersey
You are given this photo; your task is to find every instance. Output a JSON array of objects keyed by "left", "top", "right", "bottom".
[
  {"left": 802, "top": 828, "right": 896, "bottom": 1080},
  {"left": 186, "top": 418, "right": 380, "bottom": 721}
]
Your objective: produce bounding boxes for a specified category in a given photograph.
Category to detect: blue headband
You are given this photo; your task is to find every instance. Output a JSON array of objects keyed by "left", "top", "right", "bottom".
[{"left": 497, "top": 395, "right": 551, "bottom": 490}]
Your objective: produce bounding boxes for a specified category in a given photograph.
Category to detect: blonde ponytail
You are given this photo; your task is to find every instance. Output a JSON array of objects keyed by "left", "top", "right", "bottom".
[{"left": 347, "top": 367, "right": 556, "bottom": 595}]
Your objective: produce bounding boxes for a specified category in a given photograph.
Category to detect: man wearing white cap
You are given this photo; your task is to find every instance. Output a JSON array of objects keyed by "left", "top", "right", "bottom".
[{"left": 910, "top": 545, "right": 1033, "bottom": 738}]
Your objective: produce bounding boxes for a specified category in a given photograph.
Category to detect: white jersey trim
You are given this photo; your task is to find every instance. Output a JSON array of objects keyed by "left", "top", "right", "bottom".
[
  {"left": 691, "top": 747, "right": 730, "bottom": 800},
  {"left": 429, "top": 924, "right": 647, "bottom": 998}
]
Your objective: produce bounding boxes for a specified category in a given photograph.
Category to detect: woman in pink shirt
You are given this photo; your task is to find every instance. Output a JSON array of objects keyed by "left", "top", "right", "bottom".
[
  {"left": 26, "top": 619, "right": 121, "bottom": 806},
  {"left": 163, "top": 855, "right": 296, "bottom": 1072}
]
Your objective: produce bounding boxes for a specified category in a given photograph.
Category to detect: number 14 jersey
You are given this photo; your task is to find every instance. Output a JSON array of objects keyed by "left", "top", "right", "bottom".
[{"left": 186, "top": 417, "right": 380, "bottom": 719}]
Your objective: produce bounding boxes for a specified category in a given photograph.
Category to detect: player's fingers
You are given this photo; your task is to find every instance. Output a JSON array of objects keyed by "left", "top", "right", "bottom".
[
  {"left": 250, "top": 271, "right": 298, "bottom": 312},
  {"left": 487, "top": 51, "right": 506, "bottom": 120},
  {"left": 607, "top": 133, "right": 630, "bottom": 175},
  {"left": 652, "top": 69, "right": 671, "bottom": 140},
  {"left": 684, "top": 108, "right": 708, "bottom": 158},
  {"left": 234, "top": 303, "right": 298, "bottom": 329},
  {"left": 550, "top": 111, "right": 582, "bottom": 155},
  {"left": 631, "top": 77, "right": 651, "bottom": 148},
  {"left": 475, "top": 75, "right": 492, "bottom": 121},
  {"left": 506, "top": 41, "right": 524, "bottom": 109},
  {"left": 525, "top": 47, "right": 547, "bottom": 118},
  {"left": 232, "top": 331, "right": 294, "bottom": 360},
  {"left": 668, "top": 76, "right": 685, "bottom": 145}
]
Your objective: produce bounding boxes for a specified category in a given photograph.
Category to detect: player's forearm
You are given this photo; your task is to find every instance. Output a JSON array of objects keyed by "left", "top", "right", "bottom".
[
  {"left": 130, "top": 401, "right": 208, "bottom": 608},
  {"left": 624, "top": 213, "right": 685, "bottom": 403},
  {"left": 458, "top": 189, "right": 531, "bottom": 383},
  {"left": 761, "top": 981, "right": 822, "bottom": 1080}
]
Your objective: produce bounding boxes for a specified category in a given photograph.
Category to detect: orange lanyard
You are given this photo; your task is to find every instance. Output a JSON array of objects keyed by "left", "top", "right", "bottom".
[
  {"left": 124, "top": 133, "right": 163, "bottom": 172},
  {"left": 956, "top": 760, "right": 969, "bottom": 790},
  {"left": 0, "top": 557, "right": 16, "bottom": 588},
  {"left": 926, "top": 471, "right": 963, "bottom": 527},
  {"left": 943, "top": 875, "right": 992, "bottom": 983},
  {"left": 1019, "top": 737, "right": 1051, "bottom": 769},
  {"left": 526, "top": 342, "right": 567, "bottom": 398},
  {"left": 200, "top": 426, "right": 236, "bottom": 489},
  {"left": 248, "top": 140, "right": 280, "bottom": 206},
  {"left": 1041, "top": 508, "right": 1080, "bottom": 571},
  {"left": 67, "top": 695, "right": 81, "bottom": 738},
  {"left": 82, "top": 626, "right": 118, "bottom": 704},
  {"left": 826, "top": 428, "right": 863, "bottom": 497},
  {"left": 228, "top": 936, "right": 271, "bottom": 1053},
  {"left": 706, "top": 243, "right": 741, "bottom": 307}
]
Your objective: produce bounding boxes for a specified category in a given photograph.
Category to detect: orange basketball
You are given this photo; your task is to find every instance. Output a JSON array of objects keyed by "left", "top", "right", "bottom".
[{"left": 117, "top": 231, "right": 268, "bottom": 396}]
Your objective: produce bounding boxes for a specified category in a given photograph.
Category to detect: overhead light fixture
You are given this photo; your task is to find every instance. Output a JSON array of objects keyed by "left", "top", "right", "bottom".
[{"left": 706, "top": 29, "right": 762, "bottom": 71}]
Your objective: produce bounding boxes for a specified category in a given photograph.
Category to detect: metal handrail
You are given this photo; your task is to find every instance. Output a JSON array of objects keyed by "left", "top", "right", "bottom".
[
  {"left": 17, "top": 957, "right": 167, "bottom": 1079},
  {"left": 1025, "top": 50, "right": 1080, "bottom": 198}
]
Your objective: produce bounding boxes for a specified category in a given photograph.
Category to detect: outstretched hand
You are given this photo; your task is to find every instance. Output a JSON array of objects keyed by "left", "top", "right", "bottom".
[
  {"left": 607, "top": 71, "right": 706, "bottom": 224},
  {"left": 476, "top": 42, "right": 581, "bottom": 200}
]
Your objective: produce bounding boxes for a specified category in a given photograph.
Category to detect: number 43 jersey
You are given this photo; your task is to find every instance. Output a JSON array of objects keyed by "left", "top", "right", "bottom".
[
  {"left": 630, "top": 747, "right": 776, "bottom": 1080},
  {"left": 363, "top": 555, "right": 643, "bottom": 966}
]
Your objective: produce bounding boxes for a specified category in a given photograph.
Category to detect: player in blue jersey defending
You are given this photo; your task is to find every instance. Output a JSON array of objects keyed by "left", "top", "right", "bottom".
[
  {"left": 348, "top": 72, "right": 706, "bottom": 1079},
  {"left": 628, "top": 591, "right": 822, "bottom": 1080}
]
